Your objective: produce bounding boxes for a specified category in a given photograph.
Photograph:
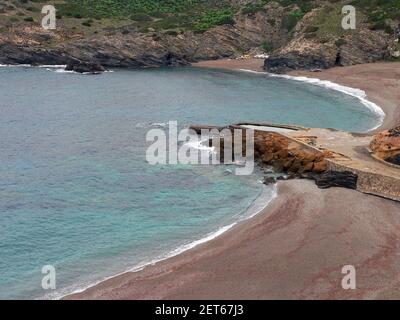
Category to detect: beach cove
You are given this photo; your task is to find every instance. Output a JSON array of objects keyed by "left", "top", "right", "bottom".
[
  {"left": 66, "top": 61, "right": 400, "bottom": 300},
  {"left": 2, "top": 63, "right": 385, "bottom": 299}
]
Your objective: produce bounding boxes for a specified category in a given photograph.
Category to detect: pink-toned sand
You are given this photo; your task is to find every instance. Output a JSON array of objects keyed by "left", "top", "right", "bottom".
[
  {"left": 66, "top": 60, "right": 400, "bottom": 300},
  {"left": 68, "top": 181, "right": 400, "bottom": 300}
]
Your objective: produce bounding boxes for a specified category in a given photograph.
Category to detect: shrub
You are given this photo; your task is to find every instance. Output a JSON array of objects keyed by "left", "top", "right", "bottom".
[
  {"left": 241, "top": 4, "right": 265, "bottom": 15},
  {"left": 193, "top": 8, "right": 235, "bottom": 32},
  {"left": 282, "top": 10, "right": 304, "bottom": 32},
  {"left": 82, "top": 19, "right": 93, "bottom": 27},
  {"left": 304, "top": 25, "right": 319, "bottom": 33},
  {"left": 335, "top": 38, "right": 347, "bottom": 47},
  {"left": 166, "top": 30, "right": 178, "bottom": 36},
  {"left": 261, "top": 41, "right": 273, "bottom": 52},
  {"left": 26, "top": 6, "right": 40, "bottom": 12},
  {"left": 130, "top": 13, "right": 152, "bottom": 22}
]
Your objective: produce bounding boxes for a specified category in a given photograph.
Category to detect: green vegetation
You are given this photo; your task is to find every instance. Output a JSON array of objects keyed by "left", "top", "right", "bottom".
[
  {"left": 261, "top": 40, "right": 273, "bottom": 52},
  {"left": 82, "top": 19, "right": 93, "bottom": 27},
  {"left": 2, "top": 0, "right": 399, "bottom": 37},
  {"left": 311, "top": 4, "right": 353, "bottom": 39},
  {"left": 241, "top": 3, "right": 266, "bottom": 15},
  {"left": 57, "top": 0, "right": 237, "bottom": 32},
  {"left": 193, "top": 8, "right": 235, "bottom": 33},
  {"left": 351, "top": 0, "right": 400, "bottom": 33},
  {"left": 54, "top": 0, "right": 318, "bottom": 33},
  {"left": 281, "top": 9, "right": 305, "bottom": 32}
]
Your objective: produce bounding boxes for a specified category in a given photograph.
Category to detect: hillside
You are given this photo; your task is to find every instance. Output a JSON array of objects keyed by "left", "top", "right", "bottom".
[{"left": 0, "top": 0, "right": 399, "bottom": 70}]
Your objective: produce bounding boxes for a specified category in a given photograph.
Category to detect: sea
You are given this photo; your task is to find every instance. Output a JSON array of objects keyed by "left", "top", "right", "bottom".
[{"left": 0, "top": 65, "right": 383, "bottom": 299}]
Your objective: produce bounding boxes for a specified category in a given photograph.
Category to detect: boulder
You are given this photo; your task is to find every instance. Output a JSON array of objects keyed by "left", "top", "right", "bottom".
[
  {"left": 312, "top": 171, "right": 358, "bottom": 190},
  {"left": 263, "top": 177, "right": 277, "bottom": 185},
  {"left": 264, "top": 52, "right": 332, "bottom": 74},
  {"left": 370, "top": 126, "right": 400, "bottom": 166},
  {"left": 65, "top": 61, "right": 107, "bottom": 74}
]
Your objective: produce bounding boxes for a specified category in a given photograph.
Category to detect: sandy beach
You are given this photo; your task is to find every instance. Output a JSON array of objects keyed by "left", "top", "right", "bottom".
[{"left": 67, "top": 60, "right": 400, "bottom": 300}]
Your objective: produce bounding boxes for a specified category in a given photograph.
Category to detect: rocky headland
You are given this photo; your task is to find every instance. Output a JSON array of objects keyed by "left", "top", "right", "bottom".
[{"left": 1, "top": 1, "right": 399, "bottom": 71}]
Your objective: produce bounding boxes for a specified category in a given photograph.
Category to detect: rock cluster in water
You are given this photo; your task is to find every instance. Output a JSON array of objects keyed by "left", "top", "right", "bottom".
[{"left": 65, "top": 61, "right": 107, "bottom": 74}]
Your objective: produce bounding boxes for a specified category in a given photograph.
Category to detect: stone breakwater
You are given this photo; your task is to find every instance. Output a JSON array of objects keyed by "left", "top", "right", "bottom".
[
  {"left": 253, "top": 130, "right": 330, "bottom": 175},
  {"left": 191, "top": 123, "right": 400, "bottom": 202}
]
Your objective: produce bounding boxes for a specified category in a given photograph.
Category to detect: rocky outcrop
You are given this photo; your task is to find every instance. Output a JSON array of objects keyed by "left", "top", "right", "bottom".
[
  {"left": 0, "top": 6, "right": 288, "bottom": 68},
  {"left": 65, "top": 61, "right": 106, "bottom": 74},
  {"left": 264, "top": 6, "right": 393, "bottom": 73},
  {"left": 302, "top": 171, "right": 358, "bottom": 190},
  {"left": 194, "top": 125, "right": 332, "bottom": 175},
  {"left": 0, "top": 2, "right": 397, "bottom": 70},
  {"left": 370, "top": 126, "right": 400, "bottom": 166},
  {"left": 264, "top": 50, "right": 334, "bottom": 73},
  {"left": 253, "top": 131, "right": 332, "bottom": 174}
]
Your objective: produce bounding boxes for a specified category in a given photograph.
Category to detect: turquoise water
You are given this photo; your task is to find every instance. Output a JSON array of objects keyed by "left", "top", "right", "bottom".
[{"left": 0, "top": 67, "right": 381, "bottom": 299}]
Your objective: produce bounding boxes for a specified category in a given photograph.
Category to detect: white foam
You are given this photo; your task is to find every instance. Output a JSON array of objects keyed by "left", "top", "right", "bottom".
[
  {"left": 0, "top": 64, "right": 32, "bottom": 67},
  {"left": 238, "top": 69, "right": 385, "bottom": 132},
  {"left": 41, "top": 184, "right": 277, "bottom": 300},
  {"left": 150, "top": 122, "right": 168, "bottom": 128},
  {"left": 0, "top": 64, "right": 113, "bottom": 74},
  {"left": 54, "top": 69, "right": 76, "bottom": 74},
  {"left": 0, "top": 64, "right": 67, "bottom": 68},
  {"left": 185, "top": 138, "right": 215, "bottom": 153},
  {"left": 39, "top": 65, "right": 67, "bottom": 68}
]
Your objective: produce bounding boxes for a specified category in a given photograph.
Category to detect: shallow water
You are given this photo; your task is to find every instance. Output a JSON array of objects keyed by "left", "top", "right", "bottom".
[{"left": 0, "top": 66, "right": 381, "bottom": 299}]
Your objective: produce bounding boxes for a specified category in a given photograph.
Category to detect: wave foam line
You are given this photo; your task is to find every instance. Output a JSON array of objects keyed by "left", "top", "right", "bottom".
[
  {"left": 0, "top": 64, "right": 67, "bottom": 68},
  {"left": 42, "top": 184, "right": 277, "bottom": 300},
  {"left": 238, "top": 69, "right": 385, "bottom": 132}
]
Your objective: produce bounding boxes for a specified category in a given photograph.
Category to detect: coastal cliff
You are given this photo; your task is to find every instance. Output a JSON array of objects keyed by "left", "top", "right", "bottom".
[{"left": 0, "top": 1, "right": 399, "bottom": 70}]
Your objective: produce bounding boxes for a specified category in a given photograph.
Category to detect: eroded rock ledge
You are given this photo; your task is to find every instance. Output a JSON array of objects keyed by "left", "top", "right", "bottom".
[
  {"left": 370, "top": 126, "right": 400, "bottom": 166},
  {"left": 190, "top": 123, "right": 400, "bottom": 201}
]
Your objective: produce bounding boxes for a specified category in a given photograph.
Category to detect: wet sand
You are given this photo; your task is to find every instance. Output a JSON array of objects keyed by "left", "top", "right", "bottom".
[{"left": 67, "top": 60, "right": 400, "bottom": 300}]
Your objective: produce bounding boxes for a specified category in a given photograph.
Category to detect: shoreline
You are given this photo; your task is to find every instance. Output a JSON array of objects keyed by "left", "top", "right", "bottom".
[
  {"left": 67, "top": 180, "right": 400, "bottom": 300},
  {"left": 55, "top": 184, "right": 277, "bottom": 300},
  {"left": 65, "top": 60, "right": 400, "bottom": 300},
  {"left": 193, "top": 59, "right": 400, "bottom": 133}
]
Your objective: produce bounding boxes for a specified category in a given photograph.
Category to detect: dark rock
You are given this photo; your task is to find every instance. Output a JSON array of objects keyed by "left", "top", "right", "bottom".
[
  {"left": 264, "top": 52, "right": 331, "bottom": 74},
  {"left": 65, "top": 61, "right": 107, "bottom": 74},
  {"left": 310, "top": 171, "right": 358, "bottom": 190},
  {"left": 388, "top": 126, "right": 400, "bottom": 137},
  {"left": 0, "top": 43, "right": 73, "bottom": 65},
  {"left": 263, "top": 177, "right": 277, "bottom": 185},
  {"left": 385, "top": 154, "right": 400, "bottom": 166}
]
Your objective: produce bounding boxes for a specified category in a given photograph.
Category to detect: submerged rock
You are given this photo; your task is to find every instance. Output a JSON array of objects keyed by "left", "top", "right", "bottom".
[
  {"left": 65, "top": 61, "right": 107, "bottom": 74},
  {"left": 263, "top": 177, "right": 277, "bottom": 185}
]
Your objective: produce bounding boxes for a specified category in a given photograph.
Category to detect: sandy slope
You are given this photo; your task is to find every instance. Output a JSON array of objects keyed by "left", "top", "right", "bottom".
[{"left": 68, "top": 181, "right": 400, "bottom": 300}]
